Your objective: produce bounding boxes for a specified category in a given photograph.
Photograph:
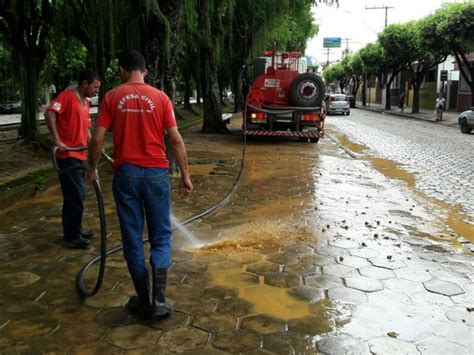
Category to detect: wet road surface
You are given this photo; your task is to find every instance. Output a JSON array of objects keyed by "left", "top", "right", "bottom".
[{"left": 0, "top": 118, "right": 473, "bottom": 353}]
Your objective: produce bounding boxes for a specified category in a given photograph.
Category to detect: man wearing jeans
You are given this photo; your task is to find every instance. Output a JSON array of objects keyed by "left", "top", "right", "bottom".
[
  {"left": 45, "top": 69, "right": 101, "bottom": 249},
  {"left": 86, "top": 50, "right": 193, "bottom": 320}
]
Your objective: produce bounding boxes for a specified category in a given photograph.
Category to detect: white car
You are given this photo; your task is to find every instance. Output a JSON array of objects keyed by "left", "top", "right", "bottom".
[
  {"left": 328, "top": 94, "right": 350, "bottom": 115},
  {"left": 458, "top": 108, "right": 474, "bottom": 134}
]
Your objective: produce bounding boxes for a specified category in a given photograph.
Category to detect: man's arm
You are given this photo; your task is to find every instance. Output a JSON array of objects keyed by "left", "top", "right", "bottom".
[
  {"left": 166, "top": 126, "right": 193, "bottom": 196},
  {"left": 45, "top": 110, "right": 66, "bottom": 151},
  {"left": 85, "top": 126, "right": 107, "bottom": 182}
]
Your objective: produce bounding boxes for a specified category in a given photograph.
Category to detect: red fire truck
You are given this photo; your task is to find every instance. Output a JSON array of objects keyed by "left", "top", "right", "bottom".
[{"left": 244, "top": 46, "right": 326, "bottom": 142}]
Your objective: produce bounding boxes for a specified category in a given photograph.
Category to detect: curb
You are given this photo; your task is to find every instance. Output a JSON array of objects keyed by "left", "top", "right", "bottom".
[{"left": 355, "top": 105, "right": 459, "bottom": 128}]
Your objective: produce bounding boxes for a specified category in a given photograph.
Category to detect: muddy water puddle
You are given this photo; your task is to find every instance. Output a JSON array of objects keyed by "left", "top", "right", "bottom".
[{"left": 331, "top": 131, "right": 474, "bottom": 246}]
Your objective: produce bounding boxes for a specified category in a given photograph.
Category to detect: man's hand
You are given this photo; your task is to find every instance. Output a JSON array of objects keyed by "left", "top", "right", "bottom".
[
  {"left": 85, "top": 168, "right": 99, "bottom": 184},
  {"left": 178, "top": 176, "right": 193, "bottom": 196},
  {"left": 55, "top": 139, "right": 67, "bottom": 152}
]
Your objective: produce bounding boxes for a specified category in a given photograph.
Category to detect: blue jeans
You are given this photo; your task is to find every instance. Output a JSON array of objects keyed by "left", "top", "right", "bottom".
[
  {"left": 112, "top": 164, "right": 172, "bottom": 278},
  {"left": 57, "top": 158, "right": 86, "bottom": 239}
]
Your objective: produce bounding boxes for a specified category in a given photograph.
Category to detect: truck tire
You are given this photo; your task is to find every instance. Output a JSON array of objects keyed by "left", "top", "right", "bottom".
[{"left": 290, "top": 73, "right": 325, "bottom": 107}]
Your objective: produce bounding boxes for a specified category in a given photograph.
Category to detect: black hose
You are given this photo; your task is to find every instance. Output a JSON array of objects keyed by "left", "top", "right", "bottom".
[
  {"left": 76, "top": 114, "right": 248, "bottom": 297},
  {"left": 76, "top": 179, "right": 107, "bottom": 297},
  {"left": 50, "top": 146, "right": 110, "bottom": 298}
]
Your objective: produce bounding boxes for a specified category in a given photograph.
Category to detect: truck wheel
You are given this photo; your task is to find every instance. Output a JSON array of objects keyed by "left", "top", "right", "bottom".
[{"left": 290, "top": 73, "right": 325, "bottom": 107}]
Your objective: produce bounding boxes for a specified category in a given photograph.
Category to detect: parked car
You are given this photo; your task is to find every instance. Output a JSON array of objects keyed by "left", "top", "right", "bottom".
[
  {"left": 328, "top": 94, "right": 350, "bottom": 115},
  {"left": 0, "top": 101, "right": 21, "bottom": 114},
  {"left": 346, "top": 94, "right": 355, "bottom": 108},
  {"left": 458, "top": 107, "right": 474, "bottom": 134}
]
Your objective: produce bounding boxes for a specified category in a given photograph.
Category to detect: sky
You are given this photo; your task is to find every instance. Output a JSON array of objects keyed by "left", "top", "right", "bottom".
[{"left": 305, "top": 0, "right": 463, "bottom": 66}]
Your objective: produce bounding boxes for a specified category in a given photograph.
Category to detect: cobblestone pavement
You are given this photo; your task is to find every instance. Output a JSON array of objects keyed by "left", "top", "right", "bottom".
[
  {"left": 326, "top": 108, "right": 474, "bottom": 218},
  {"left": 0, "top": 120, "right": 473, "bottom": 353}
]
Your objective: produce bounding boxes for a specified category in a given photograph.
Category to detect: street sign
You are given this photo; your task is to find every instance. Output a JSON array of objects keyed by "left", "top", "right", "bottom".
[
  {"left": 323, "top": 37, "right": 342, "bottom": 48},
  {"left": 440, "top": 70, "right": 448, "bottom": 81}
]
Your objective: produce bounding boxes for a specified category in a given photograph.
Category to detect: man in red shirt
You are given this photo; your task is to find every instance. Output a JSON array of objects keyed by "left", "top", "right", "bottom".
[
  {"left": 45, "top": 69, "right": 101, "bottom": 249},
  {"left": 87, "top": 50, "right": 193, "bottom": 320}
]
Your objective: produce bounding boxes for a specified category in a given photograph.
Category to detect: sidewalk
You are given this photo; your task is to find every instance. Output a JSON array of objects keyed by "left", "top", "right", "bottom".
[{"left": 356, "top": 101, "right": 460, "bottom": 128}]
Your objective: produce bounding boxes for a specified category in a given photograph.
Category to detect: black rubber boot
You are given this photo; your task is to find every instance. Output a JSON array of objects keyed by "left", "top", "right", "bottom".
[
  {"left": 152, "top": 268, "right": 172, "bottom": 319},
  {"left": 127, "top": 274, "right": 151, "bottom": 320}
]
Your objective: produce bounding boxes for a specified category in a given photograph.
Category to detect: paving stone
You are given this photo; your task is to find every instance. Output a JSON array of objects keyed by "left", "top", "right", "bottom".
[
  {"left": 336, "top": 255, "right": 371, "bottom": 268},
  {"left": 262, "top": 332, "right": 293, "bottom": 353},
  {"left": 317, "top": 333, "right": 370, "bottom": 354},
  {"left": 54, "top": 323, "right": 106, "bottom": 345},
  {"left": 266, "top": 251, "right": 300, "bottom": 266},
  {"left": 423, "top": 278, "right": 465, "bottom": 297},
  {"left": 440, "top": 261, "right": 474, "bottom": 275},
  {"left": 345, "top": 276, "right": 384, "bottom": 292},
  {"left": 304, "top": 274, "right": 344, "bottom": 289},
  {"left": 246, "top": 261, "right": 281, "bottom": 275},
  {"left": 172, "top": 260, "right": 208, "bottom": 273},
  {"left": 206, "top": 260, "right": 243, "bottom": 271},
  {"left": 359, "top": 266, "right": 395, "bottom": 280},
  {"left": 382, "top": 278, "right": 425, "bottom": 296},
  {"left": 394, "top": 265, "right": 433, "bottom": 282},
  {"left": 416, "top": 336, "right": 471, "bottom": 355},
  {"left": 241, "top": 314, "right": 286, "bottom": 335},
  {"left": 367, "top": 290, "right": 412, "bottom": 307},
  {"left": 202, "top": 285, "right": 239, "bottom": 299},
  {"left": 349, "top": 248, "right": 380, "bottom": 259},
  {"left": 288, "top": 315, "right": 332, "bottom": 335},
  {"left": 282, "top": 245, "right": 315, "bottom": 256},
  {"left": 284, "top": 262, "right": 321, "bottom": 276},
  {"left": 430, "top": 320, "right": 474, "bottom": 347},
  {"left": 192, "top": 252, "right": 228, "bottom": 264},
  {"left": 2, "top": 319, "right": 58, "bottom": 340},
  {"left": 264, "top": 272, "right": 302, "bottom": 288},
  {"left": 49, "top": 306, "right": 96, "bottom": 325},
  {"left": 212, "top": 329, "right": 262, "bottom": 353},
  {"left": 288, "top": 285, "right": 325, "bottom": 302},
  {"left": 410, "top": 291, "right": 455, "bottom": 307},
  {"left": 175, "top": 298, "right": 218, "bottom": 315},
  {"left": 0, "top": 272, "right": 41, "bottom": 287},
  {"left": 370, "top": 257, "right": 407, "bottom": 270},
  {"left": 216, "top": 297, "right": 254, "bottom": 316},
  {"left": 369, "top": 336, "right": 419, "bottom": 354},
  {"left": 157, "top": 327, "right": 208, "bottom": 352},
  {"left": 328, "top": 239, "right": 360, "bottom": 249},
  {"left": 84, "top": 291, "right": 129, "bottom": 308},
  {"left": 322, "top": 264, "right": 359, "bottom": 278},
  {"left": 105, "top": 324, "right": 161, "bottom": 350},
  {"left": 149, "top": 311, "right": 190, "bottom": 331},
  {"left": 445, "top": 308, "right": 474, "bottom": 326},
  {"left": 327, "top": 287, "right": 368, "bottom": 303},
  {"left": 224, "top": 272, "right": 259, "bottom": 286}
]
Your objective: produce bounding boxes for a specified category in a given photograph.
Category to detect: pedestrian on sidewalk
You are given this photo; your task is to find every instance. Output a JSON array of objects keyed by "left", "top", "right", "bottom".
[
  {"left": 45, "top": 69, "right": 101, "bottom": 249},
  {"left": 86, "top": 49, "right": 193, "bottom": 320},
  {"left": 435, "top": 92, "right": 446, "bottom": 121},
  {"left": 399, "top": 91, "right": 406, "bottom": 112}
]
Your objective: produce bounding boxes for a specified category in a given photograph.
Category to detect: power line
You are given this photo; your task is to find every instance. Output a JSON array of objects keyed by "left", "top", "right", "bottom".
[{"left": 365, "top": 5, "right": 394, "bottom": 28}]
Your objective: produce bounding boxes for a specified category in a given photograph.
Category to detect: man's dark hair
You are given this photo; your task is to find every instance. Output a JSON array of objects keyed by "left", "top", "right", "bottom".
[
  {"left": 78, "top": 69, "right": 101, "bottom": 85},
  {"left": 118, "top": 49, "right": 146, "bottom": 72}
]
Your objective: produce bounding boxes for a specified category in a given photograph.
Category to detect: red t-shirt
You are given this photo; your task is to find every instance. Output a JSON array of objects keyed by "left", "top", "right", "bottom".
[
  {"left": 47, "top": 89, "right": 91, "bottom": 160},
  {"left": 96, "top": 82, "right": 176, "bottom": 170}
]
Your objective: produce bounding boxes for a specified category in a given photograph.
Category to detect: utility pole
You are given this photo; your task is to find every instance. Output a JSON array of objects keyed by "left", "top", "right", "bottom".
[
  {"left": 365, "top": 5, "right": 394, "bottom": 28},
  {"left": 342, "top": 37, "right": 351, "bottom": 57},
  {"left": 325, "top": 48, "right": 334, "bottom": 67}
]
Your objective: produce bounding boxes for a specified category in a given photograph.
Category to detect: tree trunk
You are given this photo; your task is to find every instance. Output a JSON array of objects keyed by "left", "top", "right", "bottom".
[
  {"left": 412, "top": 80, "right": 421, "bottom": 114},
  {"left": 362, "top": 76, "right": 367, "bottom": 106},
  {"left": 18, "top": 59, "right": 40, "bottom": 142},
  {"left": 200, "top": 47, "right": 226, "bottom": 133},
  {"left": 384, "top": 74, "right": 396, "bottom": 110},
  {"left": 454, "top": 51, "right": 474, "bottom": 106}
]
